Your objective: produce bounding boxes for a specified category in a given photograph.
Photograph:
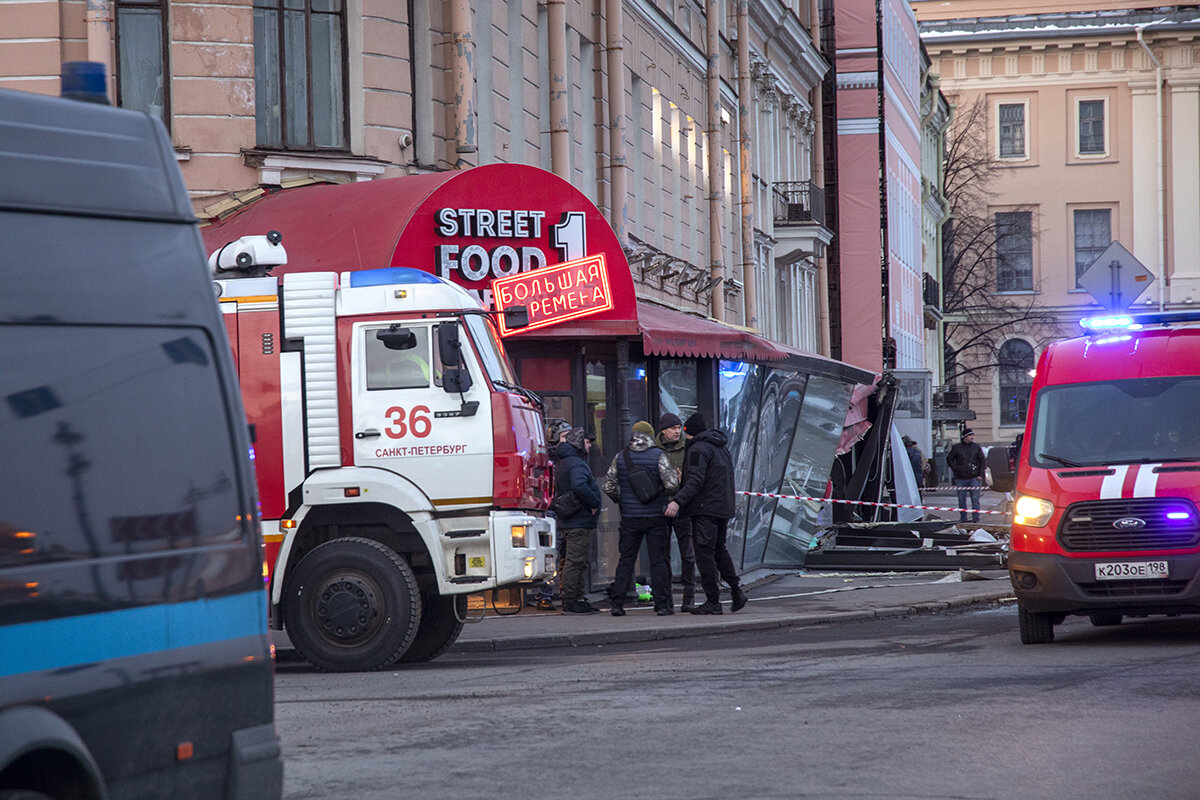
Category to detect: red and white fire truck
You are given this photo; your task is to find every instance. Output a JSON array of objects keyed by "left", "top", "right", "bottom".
[
  {"left": 210, "top": 233, "right": 556, "bottom": 670},
  {"left": 991, "top": 312, "right": 1200, "bottom": 644}
]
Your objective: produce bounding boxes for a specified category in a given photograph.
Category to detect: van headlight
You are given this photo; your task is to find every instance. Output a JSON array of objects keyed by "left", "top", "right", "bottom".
[{"left": 1014, "top": 495, "right": 1054, "bottom": 528}]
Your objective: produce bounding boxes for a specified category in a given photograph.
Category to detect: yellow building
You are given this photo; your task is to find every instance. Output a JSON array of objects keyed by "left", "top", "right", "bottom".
[{"left": 913, "top": 1, "right": 1200, "bottom": 444}]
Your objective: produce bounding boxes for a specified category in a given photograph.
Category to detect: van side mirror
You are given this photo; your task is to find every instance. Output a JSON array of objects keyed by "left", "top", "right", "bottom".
[
  {"left": 438, "top": 322, "right": 464, "bottom": 367},
  {"left": 443, "top": 368, "right": 473, "bottom": 394},
  {"left": 376, "top": 326, "right": 417, "bottom": 351},
  {"left": 986, "top": 447, "right": 1014, "bottom": 493},
  {"left": 503, "top": 306, "right": 529, "bottom": 330}
]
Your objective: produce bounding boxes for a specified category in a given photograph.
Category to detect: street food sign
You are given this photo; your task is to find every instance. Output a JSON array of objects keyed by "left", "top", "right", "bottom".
[{"left": 492, "top": 254, "right": 612, "bottom": 335}]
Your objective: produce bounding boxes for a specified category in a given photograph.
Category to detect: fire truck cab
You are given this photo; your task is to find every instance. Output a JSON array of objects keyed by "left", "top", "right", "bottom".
[
  {"left": 992, "top": 312, "right": 1200, "bottom": 643},
  {"left": 214, "top": 238, "right": 555, "bottom": 670}
]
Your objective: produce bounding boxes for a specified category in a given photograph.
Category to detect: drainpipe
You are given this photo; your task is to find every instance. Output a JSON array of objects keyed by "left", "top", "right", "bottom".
[
  {"left": 810, "top": 0, "right": 830, "bottom": 356},
  {"left": 548, "top": 0, "right": 570, "bottom": 180},
  {"left": 706, "top": 0, "right": 726, "bottom": 322},
  {"left": 85, "top": 0, "right": 113, "bottom": 100},
  {"left": 449, "top": 0, "right": 476, "bottom": 168},
  {"left": 605, "top": 0, "right": 628, "bottom": 247},
  {"left": 1137, "top": 25, "right": 1166, "bottom": 311},
  {"left": 736, "top": 0, "right": 756, "bottom": 330}
]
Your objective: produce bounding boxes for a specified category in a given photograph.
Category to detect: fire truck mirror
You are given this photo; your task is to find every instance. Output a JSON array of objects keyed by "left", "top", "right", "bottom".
[
  {"left": 437, "top": 322, "right": 464, "bottom": 367},
  {"left": 503, "top": 305, "right": 530, "bottom": 330},
  {"left": 443, "top": 367, "right": 473, "bottom": 394},
  {"left": 376, "top": 326, "right": 417, "bottom": 351}
]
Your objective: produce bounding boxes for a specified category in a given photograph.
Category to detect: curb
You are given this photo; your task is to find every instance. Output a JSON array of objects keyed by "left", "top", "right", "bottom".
[{"left": 448, "top": 588, "right": 1015, "bottom": 653}]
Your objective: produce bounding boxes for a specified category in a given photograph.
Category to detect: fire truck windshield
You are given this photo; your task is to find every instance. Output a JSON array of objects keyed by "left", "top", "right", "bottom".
[
  {"left": 464, "top": 314, "right": 519, "bottom": 385},
  {"left": 1030, "top": 376, "right": 1200, "bottom": 468}
]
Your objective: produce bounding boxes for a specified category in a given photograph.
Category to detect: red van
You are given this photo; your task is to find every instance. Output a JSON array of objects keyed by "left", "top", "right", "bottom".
[{"left": 991, "top": 312, "right": 1200, "bottom": 643}]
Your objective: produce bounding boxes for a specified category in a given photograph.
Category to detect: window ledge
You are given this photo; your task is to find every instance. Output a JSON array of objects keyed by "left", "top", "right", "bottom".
[
  {"left": 994, "top": 290, "right": 1039, "bottom": 296},
  {"left": 243, "top": 150, "right": 388, "bottom": 186}
]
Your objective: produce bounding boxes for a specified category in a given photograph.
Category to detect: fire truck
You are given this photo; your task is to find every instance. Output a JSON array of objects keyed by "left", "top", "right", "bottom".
[
  {"left": 210, "top": 233, "right": 556, "bottom": 670},
  {"left": 990, "top": 312, "right": 1200, "bottom": 644}
]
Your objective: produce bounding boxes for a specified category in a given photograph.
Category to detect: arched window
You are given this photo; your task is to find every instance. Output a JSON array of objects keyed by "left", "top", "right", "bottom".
[{"left": 998, "top": 339, "right": 1034, "bottom": 425}]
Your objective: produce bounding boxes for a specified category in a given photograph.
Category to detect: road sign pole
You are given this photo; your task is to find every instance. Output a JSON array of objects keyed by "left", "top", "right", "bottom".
[{"left": 1109, "top": 259, "right": 1122, "bottom": 310}]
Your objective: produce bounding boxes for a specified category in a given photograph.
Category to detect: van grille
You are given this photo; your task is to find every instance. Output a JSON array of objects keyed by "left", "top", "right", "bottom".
[
  {"left": 1077, "top": 580, "right": 1189, "bottom": 597},
  {"left": 1057, "top": 498, "right": 1200, "bottom": 552}
]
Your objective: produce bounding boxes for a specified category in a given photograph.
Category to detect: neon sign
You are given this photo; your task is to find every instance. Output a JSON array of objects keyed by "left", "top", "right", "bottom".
[{"left": 492, "top": 254, "right": 613, "bottom": 335}]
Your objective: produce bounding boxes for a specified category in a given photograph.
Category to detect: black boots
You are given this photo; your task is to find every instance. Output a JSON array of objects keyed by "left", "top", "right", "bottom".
[
  {"left": 690, "top": 600, "right": 723, "bottom": 615},
  {"left": 731, "top": 585, "right": 748, "bottom": 613}
]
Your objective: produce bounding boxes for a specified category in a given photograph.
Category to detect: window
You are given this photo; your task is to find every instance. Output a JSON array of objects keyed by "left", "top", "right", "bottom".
[
  {"left": 1078, "top": 99, "right": 1106, "bottom": 155},
  {"left": 995, "top": 211, "right": 1033, "bottom": 292},
  {"left": 998, "top": 103, "right": 1026, "bottom": 158},
  {"left": 1074, "top": 209, "right": 1111, "bottom": 286},
  {"left": 254, "top": 0, "right": 347, "bottom": 150},
  {"left": 366, "top": 325, "right": 431, "bottom": 390},
  {"left": 115, "top": 0, "right": 169, "bottom": 123},
  {"left": 998, "top": 339, "right": 1034, "bottom": 426}
]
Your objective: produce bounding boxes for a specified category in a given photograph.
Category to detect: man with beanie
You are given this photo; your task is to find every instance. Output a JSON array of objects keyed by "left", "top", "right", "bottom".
[
  {"left": 656, "top": 412, "right": 696, "bottom": 611},
  {"left": 947, "top": 428, "right": 986, "bottom": 523},
  {"left": 665, "top": 413, "right": 747, "bottom": 615},
  {"left": 553, "top": 427, "right": 603, "bottom": 613},
  {"left": 603, "top": 420, "right": 679, "bottom": 616}
]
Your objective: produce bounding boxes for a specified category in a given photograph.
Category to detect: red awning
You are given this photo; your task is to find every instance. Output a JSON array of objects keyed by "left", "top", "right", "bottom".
[{"left": 636, "top": 302, "right": 788, "bottom": 362}]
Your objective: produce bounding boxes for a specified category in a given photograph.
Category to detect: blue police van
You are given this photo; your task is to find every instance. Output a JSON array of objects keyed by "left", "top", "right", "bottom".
[{"left": 0, "top": 70, "right": 283, "bottom": 799}]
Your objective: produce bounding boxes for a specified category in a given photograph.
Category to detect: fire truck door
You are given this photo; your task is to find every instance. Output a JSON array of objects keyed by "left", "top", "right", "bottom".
[{"left": 350, "top": 321, "right": 493, "bottom": 506}]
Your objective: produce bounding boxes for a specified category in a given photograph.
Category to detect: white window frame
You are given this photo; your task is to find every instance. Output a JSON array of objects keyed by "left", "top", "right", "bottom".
[
  {"left": 996, "top": 100, "right": 1029, "bottom": 161},
  {"left": 1075, "top": 97, "right": 1109, "bottom": 158}
]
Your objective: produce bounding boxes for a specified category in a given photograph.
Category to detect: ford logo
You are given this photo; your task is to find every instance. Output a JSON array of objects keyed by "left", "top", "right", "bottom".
[{"left": 1113, "top": 517, "right": 1147, "bottom": 530}]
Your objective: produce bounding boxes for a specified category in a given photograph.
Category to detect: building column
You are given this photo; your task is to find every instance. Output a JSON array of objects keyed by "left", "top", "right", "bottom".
[
  {"left": 1129, "top": 78, "right": 1161, "bottom": 303},
  {"left": 1170, "top": 79, "right": 1200, "bottom": 301}
]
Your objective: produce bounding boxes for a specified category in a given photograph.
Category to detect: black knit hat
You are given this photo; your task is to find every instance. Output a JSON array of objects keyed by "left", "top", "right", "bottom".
[
  {"left": 657, "top": 412, "right": 682, "bottom": 433},
  {"left": 961, "top": 428, "right": 975, "bottom": 440},
  {"left": 684, "top": 413, "right": 707, "bottom": 436}
]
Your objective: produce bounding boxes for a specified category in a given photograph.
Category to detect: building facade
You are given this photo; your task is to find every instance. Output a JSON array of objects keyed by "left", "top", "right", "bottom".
[
  {"left": 913, "top": 1, "right": 1200, "bottom": 445},
  {"left": 2, "top": 1, "right": 892, "bottom": 579}
]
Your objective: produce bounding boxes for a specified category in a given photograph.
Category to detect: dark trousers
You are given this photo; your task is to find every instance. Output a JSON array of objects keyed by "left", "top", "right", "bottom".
[
  {"left": 669, "top": 515, "right": 696, "bottom": 603},
  {"left": 611, "top": 516, "right": 672, "bottom": 609},
  {"left": 691, "top": 515, "right": 739, "bottom": 605},
  {"left": 558, "top": 528, "right": 592, "bottom": 603},
  {"left": 955, "top": 478, "right": 982, "bottom": 522}
]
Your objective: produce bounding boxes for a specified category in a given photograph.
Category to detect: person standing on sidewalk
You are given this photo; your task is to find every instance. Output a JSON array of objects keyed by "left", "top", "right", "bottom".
[
  {"left": 665, "top": 413, "right": 747, "bottom": 615},
  {"left": 947, "top": 428, "right": 987, "bottom": 523},
  {"left": 553, "top": 427, "right": 602, "bottom": 614},
  {"left": 603, "top": 420, "right": 679, "bottom": 616},
  {"left": 656, "top": 412, "right": 696, "bottom": 612}
]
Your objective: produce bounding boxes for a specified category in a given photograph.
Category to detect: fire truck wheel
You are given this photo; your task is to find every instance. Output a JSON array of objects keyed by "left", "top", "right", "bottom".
[
  {"left": 1017, "top": 604, "right": 1055, "bottom": 644},
  {"left": 395, "top": 594, "right": 468, "bottom": 663},
  {"left": 282, "top": 537, "right": 422, "bottom": 671}
]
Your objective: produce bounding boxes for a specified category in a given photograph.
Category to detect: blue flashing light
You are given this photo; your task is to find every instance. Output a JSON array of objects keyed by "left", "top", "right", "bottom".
[
  {"left": 1080, "top": 314, "right": 1134, "bottom": 330},
  {"left": 1092, "top": 335, "right": 1133, "bottom": 345},
  {"left": 350, "top": 268, "right": 443, "bottom": 287},
  {"left": 61, "top": 61, "right": 110, "bottom": 105},
  {"left": 1166, "top": 511, "right": 1191, "bottom": 520}
]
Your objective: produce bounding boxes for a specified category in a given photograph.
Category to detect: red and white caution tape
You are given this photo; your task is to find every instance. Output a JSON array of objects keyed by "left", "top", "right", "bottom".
[{"left": 735, "top": 489, "right": 1009, "bottom": 517}]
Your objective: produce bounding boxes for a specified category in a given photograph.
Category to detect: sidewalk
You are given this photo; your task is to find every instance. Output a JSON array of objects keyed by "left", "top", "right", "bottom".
[{"left": 272, "top": 568, "right": 1017, "bottom": 660}]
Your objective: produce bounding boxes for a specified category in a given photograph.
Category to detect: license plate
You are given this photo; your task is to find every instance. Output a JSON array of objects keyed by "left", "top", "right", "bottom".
[{"left": 1094, "top": 561, "right": 1169, "bottom": 580}]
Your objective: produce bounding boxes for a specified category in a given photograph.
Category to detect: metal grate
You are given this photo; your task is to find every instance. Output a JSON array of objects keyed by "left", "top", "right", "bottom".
[
  {"left": 1058, "top": 498, "right": 1200, "bottom": 552},
  {"left": 1078, "top": 580, "right": 1189, "bottom": 597}
]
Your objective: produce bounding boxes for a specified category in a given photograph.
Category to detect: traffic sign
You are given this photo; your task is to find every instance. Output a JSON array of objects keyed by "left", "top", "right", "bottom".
[{"left": 1077, "top": 241, "right": 1154, "bottom": 311}]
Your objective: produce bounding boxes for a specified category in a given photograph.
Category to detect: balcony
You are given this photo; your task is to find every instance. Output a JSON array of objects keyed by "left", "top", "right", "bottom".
[
  {"left": 922, "top": 273, "right": 943, "bottom": 329},
  {"left": 932, "top": 384, "right": 974, "bottom": 423},
  {"left": 771, "top": 181, "right": 833, "bottom": 267}
]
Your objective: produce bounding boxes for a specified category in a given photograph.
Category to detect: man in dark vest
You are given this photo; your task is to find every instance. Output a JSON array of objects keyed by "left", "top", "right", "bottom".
[
  {"left": 665, "top": 413, "right": 747, "bottom": 615},
  {"left": 656, "top": 412, "right": 696, "bottom": 611},
  {"left": 603, "top": 420, "right": 680, "bottom": 616}
]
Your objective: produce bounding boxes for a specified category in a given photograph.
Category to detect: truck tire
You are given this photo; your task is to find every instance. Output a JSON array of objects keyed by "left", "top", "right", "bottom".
[
  {"left": 282, "top": 537, "right": 421, "bottom": 671},
  {"left": 1018, "top": 604, "right": 1055, "bottom": 644},
  {"left": 1089, "top": 612, "right": 1123, "bottom": 627},
  {"left": 396, "top": 595, "right": 468, "bottom": 664}
]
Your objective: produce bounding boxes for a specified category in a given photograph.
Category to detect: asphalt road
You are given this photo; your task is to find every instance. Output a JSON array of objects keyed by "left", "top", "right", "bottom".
[{"left": 275, "top": 605, "right": 1200, "bottom": 800}]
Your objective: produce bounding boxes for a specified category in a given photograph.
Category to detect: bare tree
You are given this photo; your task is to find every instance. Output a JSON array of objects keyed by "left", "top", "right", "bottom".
[{"left": 940, "top": 98, "right": 1060, "bottom": 384}]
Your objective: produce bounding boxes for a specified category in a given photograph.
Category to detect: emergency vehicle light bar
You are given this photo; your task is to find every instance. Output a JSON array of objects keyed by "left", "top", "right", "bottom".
[{"left": 1080, "top": 309, "right": 1200, "bottom": 331}]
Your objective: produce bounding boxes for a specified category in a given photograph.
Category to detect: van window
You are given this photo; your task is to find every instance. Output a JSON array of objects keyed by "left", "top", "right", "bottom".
[{"left": 2, "top": 325, "right": 248, "bottom": 623}]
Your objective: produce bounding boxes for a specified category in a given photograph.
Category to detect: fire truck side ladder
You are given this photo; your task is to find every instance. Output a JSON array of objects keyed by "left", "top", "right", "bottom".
[{"left": 282, "top": 273, "right": 341, "bottom": 470}]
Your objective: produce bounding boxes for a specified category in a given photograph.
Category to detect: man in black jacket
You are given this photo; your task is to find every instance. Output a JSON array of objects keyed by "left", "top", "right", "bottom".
[
  {"left": 665, "top": 413, "right": 747, "bottom": 615},
  {"left": 947, "top": 428, "right": 987, "bottom": 523},
  {"left": 603, "top": 420, "right": 680, "bottom": 616},
  {"left": 553, "top": 427, "right": 603, "bottom": 613}
]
